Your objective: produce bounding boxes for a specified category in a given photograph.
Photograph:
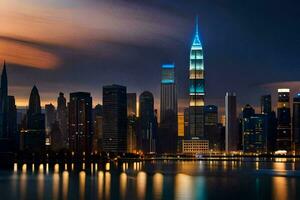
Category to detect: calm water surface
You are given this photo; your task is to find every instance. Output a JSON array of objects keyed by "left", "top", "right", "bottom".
[{"left": 1, "top": 159, "right": 300, "bottom": 200}]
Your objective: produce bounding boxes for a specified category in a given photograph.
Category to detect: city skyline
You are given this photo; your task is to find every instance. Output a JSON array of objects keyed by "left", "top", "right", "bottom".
[{"left": 1, "top": 0, "right": 300, "bottom": 113}]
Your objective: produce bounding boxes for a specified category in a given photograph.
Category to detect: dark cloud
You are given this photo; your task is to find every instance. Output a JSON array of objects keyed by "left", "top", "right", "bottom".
[{"left": 1, "top": 0, "right": 300, "bottom": 113}]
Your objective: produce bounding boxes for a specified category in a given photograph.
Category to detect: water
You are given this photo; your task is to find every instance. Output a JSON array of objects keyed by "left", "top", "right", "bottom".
[{"left": 1, "top": 159, "right": 300, "bottom": 200}]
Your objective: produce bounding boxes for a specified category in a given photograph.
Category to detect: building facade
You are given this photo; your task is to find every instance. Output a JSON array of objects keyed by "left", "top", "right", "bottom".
[
  {"left": 103, "top": 85, "right": 127, "bottom": 152},
  {"left": 68, "top": 92, "right": 93, "bottom": 156},
  {"left": 188, "top": 18, "right": 205, "bottom": 139},
  {"left": 138, "top": 91, "right": 157, "bottom": 153},
  {"left": 225, "top": 92, "right": 238, "bottom": 152},
  {"left": 57, "top": 92, "right": 68, "bottom": 147},
  {"left": 293, "top": 94, "right": 300, "bottom": 154},
  {"left": 277, "top": 88, "right": 292, "bottom": 152},
  {"left": 127, "top": 93, "right": 137, "bottom": 116}
]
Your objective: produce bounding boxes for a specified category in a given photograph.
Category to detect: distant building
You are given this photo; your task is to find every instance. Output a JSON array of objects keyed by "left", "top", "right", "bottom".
[
  {"left": 204, "top": 105, "right": 223, "bottom": 151},
  {"left": 20, "top": 86, "right": 45, "bottom": 153},
  {"left": 260, "top": 95, "right": 277, "bottom": 153},
  {"left": 204, "top": 105, "right": 218, "bottom": 126},
  {"left": 127, "top": 93, "right": 137, "bottom": 116},
  {"left": 225, "top": 92, "right": 238, "bottom": 152},
  {"left": 184, "top": 108, "right": 190, "bottom": 138},
  {"left": 68, "top": 92, "right": 93, "bottom": 156},
  {"left": 93, "top": 104, "right": 103, "bottom": 152},
  {"left": 261, "top": 95, "right": 272, "bottom": 114},
  {"left": 127, "top": 115, "right": 137, "bottom": 153},
  {"left": 138, "top": 91, "right": 157, "bottom": 153},
  {"left": 45, "top": 103, "right": 56, "bottom": 135},
  {"left": 158, "top": 63, "right": 178, "bottom": 154},
  {"left": 160, "top": 64, "right": 177, "bottom": 123},
  {"left": 103, "top": 85, "right": 127, "bottom": 153},
  {"left": 126, "top": 93, "right": 137, "bottom": 153},
  {"left": 0, "top": 62, "right": 18, "bottom": 153},
  {"left": 182, "top": 140, "right": 209, "bottom": 154},
  {"left": 7, "top": 96, "right": 17, "bottom": 151},
  {"left": 293, "top": 94, "right": 300, "bottom": 154},
  {"left": 277, "top": 88, "right": 292, "bottom": 151},
  {"left": 241, "top": 104, "right": 266, "bottom": 153},
  {"left": 56, "top": 92, "right": 68, "bottom": 147},
  {"left": 0, "top": 61, "right": 8, "bottom": 139}
]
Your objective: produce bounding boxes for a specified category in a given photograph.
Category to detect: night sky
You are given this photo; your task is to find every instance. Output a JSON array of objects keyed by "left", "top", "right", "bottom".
[{"left": 1, "top": 0, "right": 300, "bottom": 114}]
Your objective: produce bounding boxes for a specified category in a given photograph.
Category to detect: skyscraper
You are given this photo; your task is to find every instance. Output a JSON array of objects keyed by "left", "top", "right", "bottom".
[
  {"left": 159, "top": 63, "right": 178, "bottom": 153},
  {"left": 93, "top": 104, "right": 103, "bottom": 152},
  {"left": 204, "top": 105, "right": 218, "bottom": 126},
  {"left": 241, "top": 104, "right": 267, "bottom": 153},
  {"left": 225, "top": 92, "right": 238, "bottom": 152},
  {"left": 138, "top": 91, "right": 156, "bottom": 153},
  {"left": 160, "top": 64, "right": 177, "bottom": 123},
  {"left": 103, "top": 85, "right": 127, "bottom": 152},
  {"left": 45, "top": 103, "right": 56, "bottom": 134},
  {"left": 127, "top": 93, "right": 137, "bottom": 116},
  {"left": 188, "top": 17, "right": 205, "bottom": 139},
  {"left": 0, "top": 62, "right": 18, "bottom": 153},
  {"left": 57, "top": 92, "right": 68, "bottom": 146},
  {"left": 7, "top": 96, "right": 17, "bottom": 151},
  {"left": 293, "top": 94, "right": 300, "bottom": 154},
  {"left": 261, "top": 95, "right": 272, "bottom": 114},
  {"left": 0, "top": 61, "right": 8, "bottom": 139},
  {"left": 277, "top": 88, "right": 291, "bottom": 151},
  {"left": 20, "top": 86, "right": 45, "bottom": 153},
  {"left": 68, "top": 92, "right": 93, "bottom": 156},
  {"left": 127, "top": 93, "right": 137, "bottom": 153},
  {"left": 260, "top": 95, "right": 277, "bottom": 153}
]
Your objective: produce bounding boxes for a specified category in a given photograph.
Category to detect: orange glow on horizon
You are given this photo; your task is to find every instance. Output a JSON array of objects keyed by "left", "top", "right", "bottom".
[{"left": 0, "top": 40, "right": 59, "bottom": 69}]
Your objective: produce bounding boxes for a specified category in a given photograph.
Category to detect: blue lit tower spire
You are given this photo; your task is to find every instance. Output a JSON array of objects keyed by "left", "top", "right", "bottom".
[{"left": 188, "top": 16, "right": 205, "bottom": 139}]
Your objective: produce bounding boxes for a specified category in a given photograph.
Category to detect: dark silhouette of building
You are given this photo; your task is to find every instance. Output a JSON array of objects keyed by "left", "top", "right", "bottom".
[
  {"left": 138, "top": 91, "right": 157, "bottom": 153},
  {"left": 20, "top": 86, "right": 45, "bottom": 153},
  {"left": 127, "top": 115, "right": 137, "bottom": 153},
  {"left": 45, "top": 103, "right": 56, "bottom": 134},
  {"left": 277, "top": 89, "right": 292, "bottom": 152},
  {"left": 56, "top": 92, "right": 68, "bottom": 147},
  {"left": 7, "top": 96, "right": 17, "bottom": 151},
  {"left": 49, "top": 121, "right": 64, "bottom": 152},
  {"left": 293, "top": 94, "right": 300, "bottom": 154},
  {"left": 127, "top": 93, "right": 137, "bottom": 153},
  {"left": 0, "top": 61, "right": 8, "bottom": 138},
  {"left": 260, "top": 95, "right": 277, "bottom": 153},
  {"left": 204, "top": 105, "right": 218, "bottom": 126},
  {"left": 204, "top": 105, "right": 223, "bottom": 151},
  {"left": 68, "top": 92, "right": 93, "bottom": 156},
  {"left": 184, "top": 108, "right": 189, "bottom": 139},
  {"left": 261, "top": 95, "right": 272, "bottom": 114},
  {"left": 127, "top": 93, "right": 136, "bottom": 116},
  {"left": 103, "top": 85, "right": 127, "bottom": 153},
  {"left": 93, "top": 104, "right": 103, "bottom": 152},
  {"left": 225, "top": 92, "right": 238, "bottom": 152}
]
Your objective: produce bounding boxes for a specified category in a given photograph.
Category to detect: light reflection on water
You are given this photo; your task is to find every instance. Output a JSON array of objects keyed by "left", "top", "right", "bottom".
[{"left": 2, "top": 160, "right": 300, "bottom": 200}]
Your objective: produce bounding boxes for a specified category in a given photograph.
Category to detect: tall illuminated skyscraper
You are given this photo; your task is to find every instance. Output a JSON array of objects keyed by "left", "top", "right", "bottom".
[{"left": 188, "top": 17, "right": 205, "bottom": 139}]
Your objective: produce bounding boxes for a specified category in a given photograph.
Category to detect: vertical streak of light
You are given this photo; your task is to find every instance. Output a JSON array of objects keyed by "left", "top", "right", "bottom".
[
  {"left": 79, "top": 171, "right": 86, "bottom": 200},
  {"left": 98, "top": 171, "right": 104, "bottom": 199},
  {"left": 62, "top": 171, "right": 69, "bottom": 200},
  {"left": 153, "top": 173, "right": 164, "bottom": 200},
  {"left": 137, "top": 172, "right": 147, "bottom": 200},
  {"left": 105, "top": 172, "right": 111, "bottom": 200},
  {"left": 120, "top": 173, "right": 127, "bottom": 200}
]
